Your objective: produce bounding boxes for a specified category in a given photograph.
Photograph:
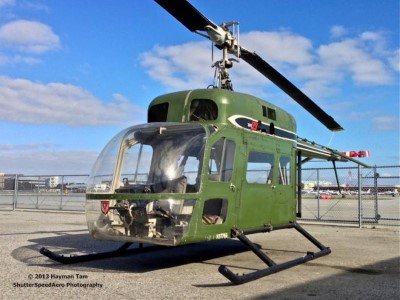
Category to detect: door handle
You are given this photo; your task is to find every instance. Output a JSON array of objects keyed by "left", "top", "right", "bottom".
[{"left": 230, "top": 183, "right": 236, "bottom": 192}]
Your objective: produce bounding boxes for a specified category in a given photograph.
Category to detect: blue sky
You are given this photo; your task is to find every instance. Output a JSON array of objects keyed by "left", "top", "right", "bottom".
[{"left": 0, "top": 0, "right": 398, "bottom": 175}]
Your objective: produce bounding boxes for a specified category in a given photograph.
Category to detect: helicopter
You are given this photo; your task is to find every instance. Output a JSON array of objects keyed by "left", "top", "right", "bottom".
[{"left": 40, "top": 0, "right": 369, "bottom": 285}]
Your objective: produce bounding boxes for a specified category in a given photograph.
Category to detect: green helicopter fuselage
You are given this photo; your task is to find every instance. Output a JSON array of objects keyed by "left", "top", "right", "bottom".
[{"left": 86, "top": 88, "right": 298, "bottom": 246}]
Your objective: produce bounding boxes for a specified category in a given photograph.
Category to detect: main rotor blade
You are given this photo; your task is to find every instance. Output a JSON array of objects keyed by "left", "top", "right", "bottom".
[
  {"left": 155, "top": 0, "right": 216, "bottom": 32},
  {"left": 155, "top": 0, "right": 343, "bottom": 131},
  {"left": 240, "top": 47, "right": 344, "bottom": 131}
]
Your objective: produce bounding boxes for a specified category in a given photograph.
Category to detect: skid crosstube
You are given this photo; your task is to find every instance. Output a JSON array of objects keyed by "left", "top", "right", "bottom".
[
  {"left": 40, "top": 243, "right": 165, "bottom": 264},
  {"left": 40, "top": 223, "right": 330, "bottom": 285},
  {"left": 218, "top": 222, "right": 331, "bottom": 285}
]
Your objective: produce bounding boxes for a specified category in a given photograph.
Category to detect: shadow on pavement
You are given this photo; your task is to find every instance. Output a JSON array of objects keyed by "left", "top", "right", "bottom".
[{"left": 12, "top": 231, "right": 251, "bottom": 274}]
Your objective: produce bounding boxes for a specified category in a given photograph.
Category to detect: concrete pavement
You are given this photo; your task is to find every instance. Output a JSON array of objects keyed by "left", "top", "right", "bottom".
[{"left": 1, "top": 210, "right": 399, "bottom": 299}]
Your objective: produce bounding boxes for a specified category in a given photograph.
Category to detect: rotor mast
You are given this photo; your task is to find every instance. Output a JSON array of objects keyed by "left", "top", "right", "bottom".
[{"left": 209, "top": 22, "right": 239, "bottom": 90}]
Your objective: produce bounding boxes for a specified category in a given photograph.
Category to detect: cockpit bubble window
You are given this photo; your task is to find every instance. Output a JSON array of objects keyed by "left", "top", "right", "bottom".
[
  {"left": 120, "top": 144, "right": 152, "bottom": 185},
  {"left": 189, "top": 99, "right": 218, "bottom": 121},
  {"left": 115, "top": 123, "right": 206, "bottom": 194},
  {"left": 87, "top": 123, "right": 209, "bottom": 194},
  {"left": 86, "top": 129, "right": 128, "bottom": 193},
  {"left": 148, "top": 102, "right": 169, "bottom": 122}
]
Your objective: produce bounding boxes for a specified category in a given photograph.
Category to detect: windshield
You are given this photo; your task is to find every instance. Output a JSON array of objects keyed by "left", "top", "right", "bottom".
[{"left": 87, "top": 123, "right": 207, "bottom": 194}]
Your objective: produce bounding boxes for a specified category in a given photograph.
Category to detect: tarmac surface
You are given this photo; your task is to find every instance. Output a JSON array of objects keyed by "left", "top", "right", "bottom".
[{"left": 1, "top": 210, "right": 399, "bottom": 299}]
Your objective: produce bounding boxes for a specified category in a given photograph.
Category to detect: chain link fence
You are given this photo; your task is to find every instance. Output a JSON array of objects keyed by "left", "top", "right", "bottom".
[
  {"left": 299, "top": 165, "right": 399, "bottom": 226},
  {"left": 0, "top": 174, "right": 89, "bottom": 211},
  {"left": 0, "top": 166, "right": 399, "bottom": 226}
]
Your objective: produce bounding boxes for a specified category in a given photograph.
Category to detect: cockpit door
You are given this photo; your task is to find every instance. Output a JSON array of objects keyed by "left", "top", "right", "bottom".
[
  {"left": 237, "top": 135, "right": 278, "bottom": 229},
  {"left": 198, "top": 129, "right": 244, "bottom": 235}
]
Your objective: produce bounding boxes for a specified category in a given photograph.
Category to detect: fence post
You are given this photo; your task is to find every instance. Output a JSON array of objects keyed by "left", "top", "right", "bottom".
[
  {"left": 36, "top": 177, "right": 40, "bottom": 209},
  {"left": 317, "top": 169, "right": 320, "bottom": 220},
  {"left": 373, "top": 166, "right": 379, "bottom": 223},
  {"left": 358, "top": 165, "right": 362, "bottom": 228},
  {"left": 13, "top": 174, "right": 18, "bottom": 211},
  {"left": 60, "top": 175, "right": 64, "bottom": 210}
]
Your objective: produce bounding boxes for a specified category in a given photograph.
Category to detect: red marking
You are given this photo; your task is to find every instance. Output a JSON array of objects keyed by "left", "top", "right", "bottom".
[
  {"left": 358, "top": 150, "right": 370, "bottom": 157},
  {"left": 101, "top": 200, "right": 110, "bottom": 215},
  {"left": 342, "top": 150, "right": 370, "bottom": 158},
  {"left": 251, "top": 121, "right": 258, "bottom": 131}
]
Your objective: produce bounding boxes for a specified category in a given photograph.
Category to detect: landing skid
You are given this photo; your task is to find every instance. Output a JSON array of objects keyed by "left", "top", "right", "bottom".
[
  {"left": 219, "top": 222, "right": 331, "bottom": 285},
  {"left": 40, "top": 243, "right": 165, "bottom": 264},
  {"left": 40, "top": 223, "right": 330, "bottom": 285}
]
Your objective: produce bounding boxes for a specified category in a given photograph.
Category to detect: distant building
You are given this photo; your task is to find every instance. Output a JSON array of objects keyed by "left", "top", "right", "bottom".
[
  {"left": 46, "top": 176, "right": 59, "bottom": 188},
  {"left": 0, "top": 173, "right": 4, "bottom": 189},
  {"left": 0, "top": 173, "right": 23, "bottom": 190},
  {"left": 302, "top": 180, "right": 332, "bottom": 189},
  {"left": 0, "top": 175, "right": 59, "bottom": 190}
]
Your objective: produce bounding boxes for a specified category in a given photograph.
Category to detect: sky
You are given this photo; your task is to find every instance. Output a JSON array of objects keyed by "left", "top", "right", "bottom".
[{"left": 0, "top": 0, "right": 398, "bottom": 175}]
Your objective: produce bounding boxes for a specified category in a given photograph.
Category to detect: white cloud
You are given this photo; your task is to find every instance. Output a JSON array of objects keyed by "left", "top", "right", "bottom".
[
  {"left": 342, "top": 110, "right": 374, "bottom": 121},
  {"left": 140, "top": 41, "right": 213, "bottom": 90},
  {"left": 0, "top": 53, "right": 41, "bottom": 66},
  {"left": 240, "top": 31, "right": 313, "bottom": 65},
  {"left": 0, "top": 143, "right": 58, "bottom": 151},
  {"left": 318, "top": 39, "right": 392, "bottom": 85},
  {"left": 140, "top": 31, "right": 314, "bottom": 91},
  {"left": 0, "top": 0, "right": 15, "bottom": 7},
  {"left": 0, "top": 20, "right": 60, "bottom": 53},
  {"left": 140, "top": 29, "right": 396, "bottom": 96},
  {"left": 21, "top": 2, "right": 50, "bottom": 12},
  {"left": 360, "top": 31, "right": 382, "bottom": 42},
  {"left": 0, "top": 150, "right": 98, "bottom": 174},
  {"left": 330, "top": 25, "right": 348, "bottom": 39},
  {"left": 295, "top": 63, "right": 341, "bottom": 82},
  {"left": 0, "top": 76, "right": 145, "bottom": 126},
  {"left": 389, "top": 49, "right": 400, "bottom": 72},
  {"left": 372, "top": 116, "right": 400, "bottom": 131}
]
